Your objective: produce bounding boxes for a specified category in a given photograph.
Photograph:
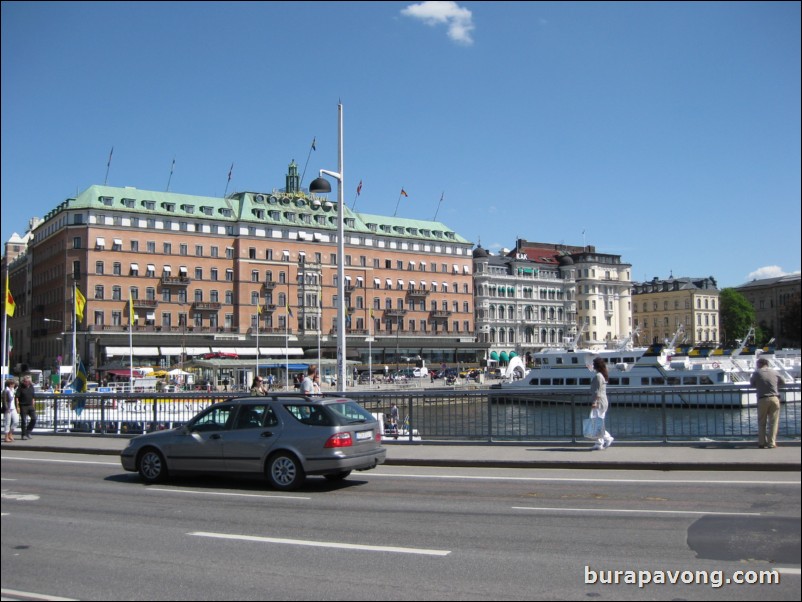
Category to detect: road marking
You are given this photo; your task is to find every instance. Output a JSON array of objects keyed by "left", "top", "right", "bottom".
[
  {"left": 368, "top": 472, "right": 801, "bottom": 486},
  {"left": 1, "top": 456, "right": 118, "bottom": 466},
  {"left": 512, "top": 506, "right": 763, "bottom": 516},
  {"left": 2, "top": 491, "right": 40, "bottom": 501},
  {"left": 189, "top": 531, "right": 451, "bottom": 556},
  {"left": 0, "top": 588, "right": 76, "bottom": 601},
  {"left": 149, "top": 488, "right": 309, "bottom": 501}
]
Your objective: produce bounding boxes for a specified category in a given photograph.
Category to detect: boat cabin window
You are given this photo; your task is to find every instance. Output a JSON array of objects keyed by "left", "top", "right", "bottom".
[
  {"left": 556, "top": 358, "right": 563, "bottom": 365},
  {"left": 565, "top": 378, "right": 577, "bottom": 385},
  {"left": 700, "top": 376, "right": 715, "bottom": 385},
  {"left": 528, "top": 378, "right": 538, "bottom": 385},
  {"left": 683, "top": 377, "right": 697, "bottom": 385},
  {"left": 666, "top": 377, "right": 681, "bottom": 385},
  {"left": 553, "top": 378, "right": 564, "bottom": 385},
  {"left": 624, "top": 357, "right": 636, "bottom": 363},
  {"left": 571, "top": 357, "right": 579, "bottom": 364},
  {"left": 651, "top": 377, "right": 665, "bottom": 385},
  {"left": 608, "top": 378, "right": 619, "bottom": 385},
  {"left": 641, "top": 377, "right": 650, "bottom": 385},
  {"left": 579, "top": 378, "right": 592, "bottom": 386},
  {"left": 540, "top": 379, "right": 551, "bottom": 386}
]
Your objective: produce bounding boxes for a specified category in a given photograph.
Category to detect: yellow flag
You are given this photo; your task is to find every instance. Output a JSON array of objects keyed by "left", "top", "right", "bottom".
[
  {"left": 75, "top": 286, "right": 87, "bottom": 323},
  {"left": 129, "top": 291, "right": 135, "bottom": 323},
  {"left": 5, "top": 278, "right": 15, "bottom": 317}
]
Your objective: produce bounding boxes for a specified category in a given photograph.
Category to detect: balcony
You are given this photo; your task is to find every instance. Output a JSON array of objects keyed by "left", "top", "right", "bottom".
[
  {"left": 406, "top": 289, "right": 430, "bottom": 299},
  {"left": 191, "top": 301, "right": 221, "bottom": 311},
  {"left": 384, "top": 309, "right": 408, "bottom": 318},
  {"left": 161, "top": 276, "right": 191, "bottom": 287},
  {"left": 430, "top": 310, "right": 452, "bottom": 319},
  {"left": 132, "top": 298, "right": 159, "bottom": 309},
  {"left": 262, "top": 280, "right": 277, "bottom": 290}
]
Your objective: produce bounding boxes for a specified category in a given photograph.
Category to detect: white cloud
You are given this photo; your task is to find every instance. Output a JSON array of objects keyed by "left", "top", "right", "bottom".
[
  {"left": 401, "top": 1, "right": 475, "bottom": 46},
  {"left": 746, "top": 265, "right": 801, "bottom": 281}
]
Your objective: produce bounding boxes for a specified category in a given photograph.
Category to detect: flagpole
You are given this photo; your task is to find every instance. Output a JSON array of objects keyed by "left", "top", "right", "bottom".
[
  {"left": 129, "top": 289, "right": 134, "bottom": 392},
  {"left": 300, "top": 137, "right": 316, "bottom": 189},
  {"left": 256, "top": 308, "right": 260, "bottom": 381},
  {"left": 433, "top": 191, "right": 444, "bottom": 220},
  {"left": 72, "top": 283, "right": 78, "bottom": 384},
  {"left": 166, "top": 157, "right": 175, "bottom": 192},
  {"left": 393, "top": 189, "right": 404, "bottom": 217},
  {"left": 223, "top": 163, "right": 233, "bottom": 198},
  {"left": 2, "top": 273, "right": 9, "bottom": 376},
  {"left": 104, "top": 146, "right": 113, "bottom": 185}
]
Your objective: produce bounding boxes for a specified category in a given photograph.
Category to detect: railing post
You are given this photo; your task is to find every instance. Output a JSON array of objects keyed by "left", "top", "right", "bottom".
[
  {"left": 661, "top": 390, "right": 668, "bottom": 443},
  {"left": 406, "top": 395, "right": 413, "bottom": 442},
  {"left": 487, "top": 390, "right": 493, "bottom": 443}
]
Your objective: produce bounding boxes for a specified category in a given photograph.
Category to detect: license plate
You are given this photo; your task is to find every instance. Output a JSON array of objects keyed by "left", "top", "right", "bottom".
[{"left": 356, "top": 430, "right": 373, "bottom": 441}]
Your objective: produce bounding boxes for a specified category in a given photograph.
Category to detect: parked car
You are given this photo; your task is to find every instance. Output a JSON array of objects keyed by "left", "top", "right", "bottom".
[{"left": 120, "top": 395, "right": 386, "bottom": 490}]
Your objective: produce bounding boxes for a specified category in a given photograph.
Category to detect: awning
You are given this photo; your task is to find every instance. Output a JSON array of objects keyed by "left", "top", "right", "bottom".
[
  {"left": 509, "top": 351, "right": 518, "bottom": 359},
  {"left": 96, "top": 237, "right": 105, "bottom": 248},
  {"left": 259, "top": 347, "right": 305, "bottom": 356},
  {"left": 159, "top": 347, "right": 184, "bottom": 355},
  {"left": 130, "top": 263, "right": 139, "bottom": 271},
  {"left": 490, "top": 351, "right": 499, "bottom": 361},
  {"left": 146, "top": 312, "right": 156, "bottom": 320},
  {"left": 374, "top": 278, "right": 381, "bottom": 285},
  {"left": 499, "top": 351, "right": 509, "bottom": 364},
  {"left": 179, "top": 266, "right": 188, "bottom": 274},
  {"left": 147, "top": 264, "right": 156, "bottom": 272},
  {"left": 113, "top": 238, "right": 123, "bottom": 246},
  {"left": 105, "top": 346, "right": 160, "bottom": 357},
  {"left": 163, "top": 265, "right": 172, "bottom": 273}
]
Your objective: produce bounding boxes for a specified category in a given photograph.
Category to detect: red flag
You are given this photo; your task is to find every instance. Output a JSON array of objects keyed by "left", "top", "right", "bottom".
[
  {"left": 357, "top": 180, "right": 363, "bottom": 196},
  {"left": 227, "top": 163, "right": 234, "bottom": 182},
  {"left": 400, "top": 188, "right": 408, "bottom": 197}
]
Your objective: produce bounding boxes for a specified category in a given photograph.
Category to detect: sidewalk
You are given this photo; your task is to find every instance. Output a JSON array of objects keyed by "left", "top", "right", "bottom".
[{"left": 2, "top": 433, "right": 799, "bottom": 472}]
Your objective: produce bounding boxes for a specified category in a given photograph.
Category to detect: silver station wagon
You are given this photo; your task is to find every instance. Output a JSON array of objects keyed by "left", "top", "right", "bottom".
[{"left": 120, "top": 395, "right": 386, "bottom": 490}]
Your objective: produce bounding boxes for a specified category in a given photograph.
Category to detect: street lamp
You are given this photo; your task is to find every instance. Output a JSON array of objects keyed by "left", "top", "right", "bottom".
[{"left": 309, "top": 102, "right": 346, "bottom": 391}]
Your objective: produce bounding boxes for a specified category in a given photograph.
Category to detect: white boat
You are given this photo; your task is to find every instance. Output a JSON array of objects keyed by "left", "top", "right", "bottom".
[
  {"left": 372, "top": 412, "right": 421, "bottom": 441},
  {"left": 493, "top": 338, "right": 760, "bottom": 407}
]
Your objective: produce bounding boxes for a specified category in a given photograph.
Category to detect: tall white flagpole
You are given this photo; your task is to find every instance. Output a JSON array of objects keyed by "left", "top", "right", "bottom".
[
  {"left": 72, "top": 283, "right": 78, "bottom": 382},
  {"left": 2, "top": 273, "right": 9, "bottom": 376},
  {"left": 129, "top": 289, "right": 134, "bottom": 391}
]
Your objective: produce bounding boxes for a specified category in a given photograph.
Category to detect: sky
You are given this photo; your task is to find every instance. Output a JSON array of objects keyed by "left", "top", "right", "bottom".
[{"left": 2, "top": 1, "right": 800, "bottom": 288}]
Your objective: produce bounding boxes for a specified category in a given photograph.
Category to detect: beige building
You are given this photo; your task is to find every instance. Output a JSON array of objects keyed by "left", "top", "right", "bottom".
[{"left": 631, "top": 276, "right": 720, "bottom": 346}]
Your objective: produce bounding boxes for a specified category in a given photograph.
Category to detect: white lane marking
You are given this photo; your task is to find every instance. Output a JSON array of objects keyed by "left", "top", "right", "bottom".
[
  {"left": 149, "top": 487, "right": 309, "bottom": 501},
  {"left": 512, "top": 506, "right": 763, "bottom": 516},
  {"left": 0, "top": 588, "right": 77, "bottom": 600},
  {"left": 189, "top": 531, "right": 451, "bottom": 556},
  {"left": 1, "top": 491, "right": 40, "bottom": 501},
  {"left": 777, "top": 567, "right": 801, "bottom": 576},
  {"left": 367, "top": 472, "right": 801, "bottom": 486},
  {"left": 1, "top": 456, "right": 118, "bottom": 466}
]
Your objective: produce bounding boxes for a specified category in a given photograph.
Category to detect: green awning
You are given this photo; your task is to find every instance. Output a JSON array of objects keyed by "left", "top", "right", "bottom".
[
  {"left": 499, "top": 351, "right": 509, "bottom": 364},
  {"left": 509, "top": 351, "right": 518, "bottom": 359},
  {"left": 490, "top": 351, "right": 499, "bottom": 361}
]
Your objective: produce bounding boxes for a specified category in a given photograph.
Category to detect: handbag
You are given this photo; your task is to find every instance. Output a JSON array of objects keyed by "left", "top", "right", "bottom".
[{"left": 582, "top": 416, "right": 605, "bottom": 439}]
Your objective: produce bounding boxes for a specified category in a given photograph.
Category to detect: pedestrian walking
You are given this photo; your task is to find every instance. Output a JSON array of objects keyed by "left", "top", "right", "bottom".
[
  {"left": 589, "top": 357, "right": 614, "bottom": 450},
  {"left": 750, "top": 357, "right": 784, "bottom": 448},
  {"left": 4, "top": 379, "right": 19, "bottom": 442},
  {"left": 15, "top": 375, "right": 36, "bottom": 440}
]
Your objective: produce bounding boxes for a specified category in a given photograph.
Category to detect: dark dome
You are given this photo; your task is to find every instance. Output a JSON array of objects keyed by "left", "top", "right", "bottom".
[
  {"left": 473, "top": 246, "right": 489, "bottom": 258},
  {"left": 558, "top": 255, "right": 574, "bottom": 266}
]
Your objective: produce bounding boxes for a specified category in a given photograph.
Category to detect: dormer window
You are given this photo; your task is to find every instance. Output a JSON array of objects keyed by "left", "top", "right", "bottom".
[
  {"left": 162, "top": 203, "right": 176, "bottom": 212},
  {"left": 142, "top": 200, "right": 156, "bottom": 210},
  {"left": 201, "top": 206, "right": 214, "bottom": 216},
  {"left": 253, "top": 208, "right": 265, "bottom": 219},
  {"left": 121, "top": 198, "right": 135, "bottom": 208},
  {"left": 181, "top": 204, "right": 195, "bottom": 214},
  {"left": 219, "top": 208, "right": 232, "bottom": 217}
]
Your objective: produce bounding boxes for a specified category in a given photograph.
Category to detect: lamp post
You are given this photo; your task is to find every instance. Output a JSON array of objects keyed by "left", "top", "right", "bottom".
[
  {"left": 44, "top": 318, "right": 66, "bottom": 380},
  {"left": 309, "top": 102, "right": 346, "bottom": 392}
]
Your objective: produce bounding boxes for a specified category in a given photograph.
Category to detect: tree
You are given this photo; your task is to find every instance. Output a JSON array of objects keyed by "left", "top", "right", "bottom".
[{"left": 719, "top": 288, "right": 757, "bottom": 346}]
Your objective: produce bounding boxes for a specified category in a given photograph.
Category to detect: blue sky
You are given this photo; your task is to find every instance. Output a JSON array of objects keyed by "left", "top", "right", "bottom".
[{"left": 2, "top": 1, "right": 799, "bottom": 288}]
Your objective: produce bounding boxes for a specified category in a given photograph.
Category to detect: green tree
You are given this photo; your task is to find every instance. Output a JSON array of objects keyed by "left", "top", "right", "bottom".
[{"left": 719, "top": 288, "right": 757, "bottom": 346}]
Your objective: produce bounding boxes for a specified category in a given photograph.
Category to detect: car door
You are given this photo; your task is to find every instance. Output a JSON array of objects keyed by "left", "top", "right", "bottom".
[
  {"left": 164, "top": 405, "right": 234, "bottom": 472},
  {"left": 223, "top": 404, "right": 282, "bottom": 472}
]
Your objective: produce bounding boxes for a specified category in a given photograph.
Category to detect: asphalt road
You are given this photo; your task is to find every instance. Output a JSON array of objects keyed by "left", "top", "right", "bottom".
[{"left": 2, "top": 450, "right": 800, "bottom": 601}]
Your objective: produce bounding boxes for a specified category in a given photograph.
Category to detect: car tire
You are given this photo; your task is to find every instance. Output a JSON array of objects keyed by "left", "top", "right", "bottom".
[
  {"left": 267, "top": 452, "right": 305, "bottom": 491},
  {"left": 323, "top": 470, "right": 352, "bottom": 482},
  {"left": 138, "top": 448, "right": 167, "bottom": 484}
]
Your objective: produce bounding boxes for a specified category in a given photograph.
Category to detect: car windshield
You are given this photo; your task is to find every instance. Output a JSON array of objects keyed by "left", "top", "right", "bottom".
[{"left": 326, "top": 401, "right": 376, "bottom": 424}]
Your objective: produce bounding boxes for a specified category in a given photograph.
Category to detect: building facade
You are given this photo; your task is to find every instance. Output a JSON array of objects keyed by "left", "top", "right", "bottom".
[
  {"left": 3, "top": 164, "right": 480, "bottom": 380},
  {"left": 474, "top": 239, "right": 632, "bottom": 362},
  {"left": 735, "top": 274, "right": 801, "bottom": 348},
  {"left": 631, "top": 276, "right": 720, "bottom": 346}
]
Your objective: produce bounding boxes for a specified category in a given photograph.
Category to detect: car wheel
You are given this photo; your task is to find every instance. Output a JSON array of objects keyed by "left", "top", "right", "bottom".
[
  {"left": 323, "top": 471, "right": 352, "bottom": 482},
  {"left": 138, "top": 448, "right": 167, "bottom": 484},
  {"left": 267, "top": 452, "right": 305, "bottom": 491}
]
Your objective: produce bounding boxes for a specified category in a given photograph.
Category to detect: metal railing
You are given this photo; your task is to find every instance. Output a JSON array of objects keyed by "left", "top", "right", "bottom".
[{"left": 31, "top": 384, "right": 801, "bottom": 442}]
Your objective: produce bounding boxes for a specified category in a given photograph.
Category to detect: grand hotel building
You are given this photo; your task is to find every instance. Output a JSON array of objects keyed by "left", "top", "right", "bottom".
[{"left": 5, "top": 163, "right": 478, "bottom": 379}]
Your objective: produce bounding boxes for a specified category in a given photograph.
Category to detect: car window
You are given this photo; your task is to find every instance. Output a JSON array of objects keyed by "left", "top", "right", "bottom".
[
  {"left": 190, "top": 406, "right": 235, "bottom": 432},
  {"left": 233, "top": 405, "right": 279, "bottom": 429},
  {"left": 326, "top": 401, "right": 375, "bottom": 424},
  {"left": 284, "top": 404, "right": 333, "bottom": 426}
]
